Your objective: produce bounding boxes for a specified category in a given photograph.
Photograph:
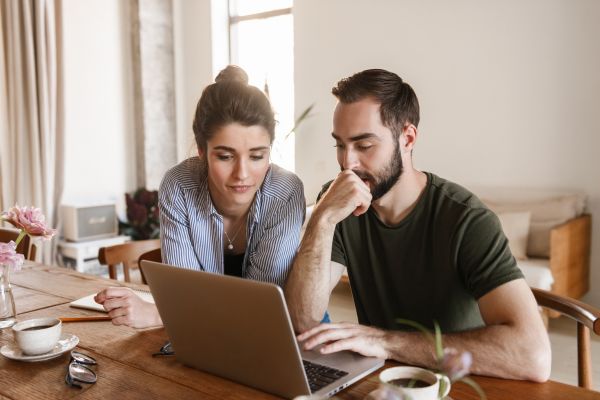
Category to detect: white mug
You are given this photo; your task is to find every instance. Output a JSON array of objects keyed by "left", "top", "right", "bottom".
[
  {"left": 12, "top": 317, "right": 62, "bottom": 355},
  {"left": 379, "top": 366, "right": 451, "bottom": 400}
]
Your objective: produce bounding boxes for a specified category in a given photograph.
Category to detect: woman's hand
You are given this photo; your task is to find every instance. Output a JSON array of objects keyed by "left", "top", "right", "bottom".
[{"left": 94, "top": 287, "right": 162, "bottom": 329}]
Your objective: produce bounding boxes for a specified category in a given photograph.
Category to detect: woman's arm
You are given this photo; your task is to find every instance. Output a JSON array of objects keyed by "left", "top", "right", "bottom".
[{"left": 158, "top": 174, "right": 201, "bottom": 269}]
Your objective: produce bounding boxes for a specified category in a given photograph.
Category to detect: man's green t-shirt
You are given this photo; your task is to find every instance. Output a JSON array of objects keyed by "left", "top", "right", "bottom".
[{"left": 327, "top": 172, "right": 523, "bottom": 333}]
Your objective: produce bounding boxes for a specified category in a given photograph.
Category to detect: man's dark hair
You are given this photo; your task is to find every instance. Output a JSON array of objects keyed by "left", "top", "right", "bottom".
[
  {"left": 193, "top": 65, "right": 275, "bottom": 151},
  {"left": 332, "top": 69, "right": 420, "bottom": 137}
]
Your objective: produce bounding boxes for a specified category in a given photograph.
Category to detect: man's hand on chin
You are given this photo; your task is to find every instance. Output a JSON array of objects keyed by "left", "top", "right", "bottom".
[{"left": 297, "top": 322, "right": 390, "bottom": 359}]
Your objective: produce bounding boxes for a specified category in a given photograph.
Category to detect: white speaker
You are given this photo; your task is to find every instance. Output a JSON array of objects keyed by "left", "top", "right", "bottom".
[{"left": 61, "top": 204, "right": 118, "bottom": 242}]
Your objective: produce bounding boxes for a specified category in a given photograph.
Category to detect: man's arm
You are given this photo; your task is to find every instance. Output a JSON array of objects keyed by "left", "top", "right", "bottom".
[
  {"left": 299, "top": 279, "right": 552, "bottom": 382},
  {"left": 284, "top": 212, "right": 345, "bottom": 331},
  {"left": 285, "top": 170, "right": 371, "bottom": 332}
]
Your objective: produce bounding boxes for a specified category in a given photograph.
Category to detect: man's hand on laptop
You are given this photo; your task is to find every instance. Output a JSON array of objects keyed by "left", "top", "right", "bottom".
[
  {"left": 297, "top": 322, "right": 389, "bottom": 359},
  {"left": 94, "top": 287, "right": 162, "bottom": 329}
]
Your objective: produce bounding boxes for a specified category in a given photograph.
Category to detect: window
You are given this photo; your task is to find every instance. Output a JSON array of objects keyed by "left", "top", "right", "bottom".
[{"left": 228, "top": 0, "right": 295, "bottom": 171}]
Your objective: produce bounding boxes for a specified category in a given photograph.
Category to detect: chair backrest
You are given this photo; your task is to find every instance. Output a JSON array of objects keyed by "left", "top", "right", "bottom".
[
  {"left": 0, "top": 227, "right": 36, "bottom": 261},
  {"left": 138, "top": 248, "right": 162, "bottom": 284},
  {"left": 532, "top": 288, "right": 600, "bottom": 389},
  {"left": 98, "top": 239, "right": 160, "bottom": 283}
]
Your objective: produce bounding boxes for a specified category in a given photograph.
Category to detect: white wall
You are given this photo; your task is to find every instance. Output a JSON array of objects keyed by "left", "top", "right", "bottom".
[
  {"left": 61, "top": 0, "right": 136, "bottom": 216},
  {"left": 172, "top": 0, "right": 215, "bottom": 162},
  {"left": 61, "top": 0, "right": 216, "bottom": 215},
  {"left": 294, "top": 0, "right": 600, "bottom": 306}
]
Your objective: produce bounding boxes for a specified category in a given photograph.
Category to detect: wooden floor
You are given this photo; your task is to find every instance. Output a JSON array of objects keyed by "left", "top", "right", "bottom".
[{"left": 327, "top": 282, "right": 600, "bottom": 391}]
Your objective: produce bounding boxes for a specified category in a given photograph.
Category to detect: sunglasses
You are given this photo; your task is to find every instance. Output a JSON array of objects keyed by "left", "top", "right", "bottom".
[
  {"left": 152, "top": 341, "right": 174, "bottom": 357},
  {"left": 152, "top": 342, "right": 175, "bottom": 357},
  {"left": 64, "top": 350, "right": 97, "bottom": 389}
]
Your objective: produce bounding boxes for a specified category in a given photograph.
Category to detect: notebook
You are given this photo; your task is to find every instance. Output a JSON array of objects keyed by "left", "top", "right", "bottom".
[
  {"left": 140, "top": 260, "right": 384, "bottom": 399},
  {"left": 69, "top": 290, "right": 154, "bottom": 312}
]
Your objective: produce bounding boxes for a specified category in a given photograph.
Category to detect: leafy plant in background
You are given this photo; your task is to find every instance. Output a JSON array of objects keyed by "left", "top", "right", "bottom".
[
  {"left": 119, "top": 188, "right": 160, "bottom": 240},
  {"left": 263, "top": 78, "right": 315, "bottom": 141},
  {"left": 397, "top": 318, "right": 486, "bottom": 399},
  {"left": 285, "top": 103, "right": 315, "bottom": 140},
  {"left": 270, "top": 102, "right": 316, "bottom": 169}
]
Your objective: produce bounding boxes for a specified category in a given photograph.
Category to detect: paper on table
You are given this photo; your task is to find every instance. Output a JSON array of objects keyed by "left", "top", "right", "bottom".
[{"left": 69, "top": 290, "right": 155, "bottom": 312}]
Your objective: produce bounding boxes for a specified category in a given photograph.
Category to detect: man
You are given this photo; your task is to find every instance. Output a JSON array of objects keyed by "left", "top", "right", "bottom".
[{"left": 285, "top": 69, "right": 551, "bottom": 382}]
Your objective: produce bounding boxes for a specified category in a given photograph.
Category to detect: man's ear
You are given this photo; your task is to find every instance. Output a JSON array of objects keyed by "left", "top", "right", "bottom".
[{"left": 400, "top": 124, "right": 418, "bottom": 153}]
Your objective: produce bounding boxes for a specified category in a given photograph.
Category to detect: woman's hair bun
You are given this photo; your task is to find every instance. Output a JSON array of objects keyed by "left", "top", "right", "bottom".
[{"left": 215, "top": 65, "right": 249, "bottom": 85}]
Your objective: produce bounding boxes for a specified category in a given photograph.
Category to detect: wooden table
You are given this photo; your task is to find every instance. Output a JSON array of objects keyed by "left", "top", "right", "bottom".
[{"left": 1, "top": 262, "right": 599, "bottom": 399}]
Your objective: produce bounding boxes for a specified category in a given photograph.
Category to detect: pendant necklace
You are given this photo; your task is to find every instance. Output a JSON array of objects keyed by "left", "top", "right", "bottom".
[{"left": 224, "top": 219, "right": 245, "bottom": 251}]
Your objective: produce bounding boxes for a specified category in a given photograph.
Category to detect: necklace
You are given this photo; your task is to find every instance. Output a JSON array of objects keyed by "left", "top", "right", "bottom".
[{"left": 224, "top": 219, "right": 245, "bottom": 251}]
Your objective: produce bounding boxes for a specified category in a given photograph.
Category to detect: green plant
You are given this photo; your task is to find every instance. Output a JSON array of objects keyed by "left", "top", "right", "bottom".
[
  {"left": 396, "top": 319, "right": 486, "bottom": 399},
  {"left": 284, "top": 103, "right": 315, "bottom": 140}
]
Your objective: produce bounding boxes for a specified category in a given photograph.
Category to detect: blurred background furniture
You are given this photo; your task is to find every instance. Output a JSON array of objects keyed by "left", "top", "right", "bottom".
[
  {"left": 476, "top": 188, "right": 591, "bottom": 302},
  {"left": 138, "top": 248, "right": 162, "bottom": 284},
  {"left": 532, "top": 288, "right": 600, "bottom": 389},
  {"left": 58, "top": 235, "right": 130, "bottom": 273},
  {"left": 98, "top": 239, "right": 160, "bottom": 283},
  {"left": 0, "top": 227, "right": 36, "bottom": 260}
]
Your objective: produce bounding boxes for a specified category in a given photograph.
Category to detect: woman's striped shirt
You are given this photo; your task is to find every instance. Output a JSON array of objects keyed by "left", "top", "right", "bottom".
[{"left": 158, "top": 157, "right": 305, "bottom": 287}]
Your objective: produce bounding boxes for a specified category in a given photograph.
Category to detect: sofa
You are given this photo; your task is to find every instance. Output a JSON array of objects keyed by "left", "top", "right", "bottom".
[{"left": 474, "top": 187, "right": 591, "bottom": 302}]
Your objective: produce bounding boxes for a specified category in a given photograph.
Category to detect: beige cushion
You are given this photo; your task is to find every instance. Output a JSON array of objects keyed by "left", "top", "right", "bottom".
[
  {"left": 473, "top": 187, "right": 586, "bottom": 215},
  {"left": 517, "top": 258, "right": 553, "bottom": 290},
  {"left": 496, "top": 211, "right": 531, "bottom": 260},
  {"left": 484, "top": 195, "right": 582, "bottom": 257}
]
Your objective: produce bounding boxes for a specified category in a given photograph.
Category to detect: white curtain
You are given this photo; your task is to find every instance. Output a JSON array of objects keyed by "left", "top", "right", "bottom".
[{"left": 0, "top": 0, "right": 64, "bottom": 264}]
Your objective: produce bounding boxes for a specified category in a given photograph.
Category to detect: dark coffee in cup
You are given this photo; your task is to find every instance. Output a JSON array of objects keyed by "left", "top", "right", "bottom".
[
  {"left": 12, "top": 317, "right": 62, "bottom": 355},
  {"left": 23, "top": 325, "right": 55, "bottom": 331},
  {"left": 388, "top": 378, "right": 431, "bottom": 388},
  {"left": 379, "top": 366, "right": 452, "bottom": 400}
]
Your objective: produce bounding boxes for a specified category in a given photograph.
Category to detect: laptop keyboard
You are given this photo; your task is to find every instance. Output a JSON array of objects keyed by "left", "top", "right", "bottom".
[{"left": 303, "top": 360, "right": 349, "bottom": 393}]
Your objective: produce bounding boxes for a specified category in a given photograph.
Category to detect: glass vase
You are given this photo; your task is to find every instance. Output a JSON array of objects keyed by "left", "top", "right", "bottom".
[{"left": 0, "top": 263, "right": 17, "bottom": 328}]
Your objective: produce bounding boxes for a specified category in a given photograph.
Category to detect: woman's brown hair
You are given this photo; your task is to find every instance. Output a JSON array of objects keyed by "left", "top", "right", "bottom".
[{"left": 192, "top": 65, "right": 276, "bottom": 151}]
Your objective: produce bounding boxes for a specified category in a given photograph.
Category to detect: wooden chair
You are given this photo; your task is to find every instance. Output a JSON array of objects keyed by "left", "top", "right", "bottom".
[
  {"left": 138, "top": 248, "right": 161, "bottom": 284},
  {"left": 0, "top": 227, "right": 36, "bottom": 260},
  {"left": 98, "top": 239, "right": 160, "bottom": 283},
  {"left": 532, "top": 288, "right": 600, "bottom": 389}
]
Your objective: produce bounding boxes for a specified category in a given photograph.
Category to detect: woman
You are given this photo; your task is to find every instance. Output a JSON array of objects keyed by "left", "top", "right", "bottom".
[{"left": 95, "top": 66, "right": 305, "bottom": 328}]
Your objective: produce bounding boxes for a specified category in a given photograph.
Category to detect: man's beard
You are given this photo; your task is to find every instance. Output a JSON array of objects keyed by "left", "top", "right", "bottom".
[{"left": 353, "top": 143, "right": 403, "bottom": 201}]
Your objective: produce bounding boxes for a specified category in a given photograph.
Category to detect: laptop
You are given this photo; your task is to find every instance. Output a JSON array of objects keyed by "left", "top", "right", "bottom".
[{"left": 140, "top": 260, "right": 384, "bottom": 399}]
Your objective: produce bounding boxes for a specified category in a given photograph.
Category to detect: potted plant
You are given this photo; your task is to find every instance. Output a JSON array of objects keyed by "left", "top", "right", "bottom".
[{"left": 119, "top": 188, "right": 160, "bottom": 240}]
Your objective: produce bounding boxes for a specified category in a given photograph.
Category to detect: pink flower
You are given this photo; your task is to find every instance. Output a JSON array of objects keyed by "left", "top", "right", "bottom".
[
  {"left": 1, "top": 205, "right": 57, "bottom": 239},
  {"left": 439, "top": 347, "right": 472, "bottom": 381},
  {"left": 0, "top": 241, "right": 25, "bottom": 271}
]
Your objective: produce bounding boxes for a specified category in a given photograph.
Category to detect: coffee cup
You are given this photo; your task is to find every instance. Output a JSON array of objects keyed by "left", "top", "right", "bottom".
[
  {"left": 379, "top": 366, "right": 451, "bottom": 400},
  {"left": 12, "top": 317, "right": 62, "bottom": 355}
]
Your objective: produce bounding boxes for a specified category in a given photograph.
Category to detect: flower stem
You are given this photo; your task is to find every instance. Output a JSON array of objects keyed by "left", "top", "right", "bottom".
[
  {"left": 434, "top": 321, "right": 444, "bottom": 359},
  {"left": 15, "top": 230, "right": 27, "bottom": 246},
  {"left": 460, "top": 377, "right": 487, "bottom": 400}
]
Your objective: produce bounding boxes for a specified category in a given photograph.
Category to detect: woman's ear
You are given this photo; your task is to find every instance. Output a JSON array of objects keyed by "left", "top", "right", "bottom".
[{"left": 197, "top": 147, "right": 205, "bottom": 159}]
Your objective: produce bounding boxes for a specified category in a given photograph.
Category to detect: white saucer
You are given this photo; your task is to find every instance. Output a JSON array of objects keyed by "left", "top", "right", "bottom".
[{"left": 1, "top": 333, "right": 79, "bottom": 362}]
